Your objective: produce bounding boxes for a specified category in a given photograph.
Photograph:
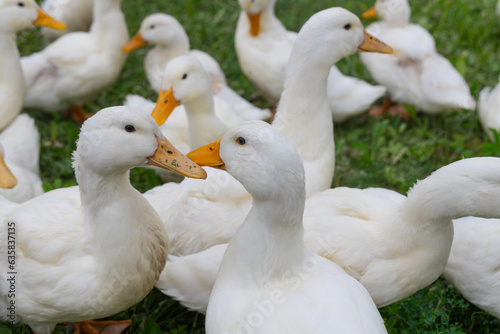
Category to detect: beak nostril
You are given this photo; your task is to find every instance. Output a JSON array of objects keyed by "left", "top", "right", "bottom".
[{"left": 167, "top": 150, "right": 173, "bottom": 154}]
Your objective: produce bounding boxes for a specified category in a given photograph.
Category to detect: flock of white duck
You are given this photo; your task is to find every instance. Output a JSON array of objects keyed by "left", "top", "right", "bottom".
[{"left": 0, "top": 0, "right": 499, "bottom": 332}]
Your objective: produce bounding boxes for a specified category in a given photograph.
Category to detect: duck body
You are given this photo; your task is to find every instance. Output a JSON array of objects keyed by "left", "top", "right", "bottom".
[
  {"left": 443, "top": 217, "right": 500, "bottom": 319},
  {"left": 0, "top": 106, "right": 205, "bottom": 333},
  {"left": 360, "top": 0, "right": 475, "bottom": 113},
  {"left": 0, "top": 34, "right": 24, "bottom": 130},
  {"left": 478, "top": 78, "right": 500, "bottom": 141},
  {"left": 158, "top": 157, "right": 500, "bottom": 312},
  {"left": 22, "top": 0, "right": 128, "bottom": 112},
  {"left": 196, "top": 121, "right": 386, "bottom": 334},
  {"left": 41, "top": 0, "right": 93, "bottom": 42},
  {"left": 124, "top": 13, "right": 271, "bottom": 121},
  {"left": 235, "top": 0, "right": 387, "bottom": 121},
  {"left": 146, "top": 5, "right": 392, "bottom": 259},
  {"left": 0, "top": 114, "right": 43, "bottom": 203},
  {"left": 0, "top": 0, "right": 65, "bottom": 130}
]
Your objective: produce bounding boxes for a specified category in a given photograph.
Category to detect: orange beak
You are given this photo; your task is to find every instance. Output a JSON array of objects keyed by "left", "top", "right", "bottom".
[
  {"left": 148, "top": 136, "right": 207, "bottom": 179},
  {"left": 247, "top": 12, "right": 261, "bottom": 37},
  {"left": 150, "top": 88, "right": 181, "bottom": 126},
  {"left": 0, "top": 152, "right": 17, "bottom": 189},
  {"left": 123, "top": 33, "right": 149, "bottom": 52},
  {"left": 362, "top": 6, "right": 378, "bottom": 19},
  {"left": 33, "top": 8, "right": 66, "bottom": 30},
  {"left": 357, "top": 30, "right": 393, "bottom": 53},
  {"left": 187, "top": 138, "right": 225, "bottom": 171}
]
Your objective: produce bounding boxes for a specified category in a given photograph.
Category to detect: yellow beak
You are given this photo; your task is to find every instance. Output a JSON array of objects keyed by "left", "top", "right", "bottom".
[
  {"left": 123, "top": 33, "right": 149, "bottom": 52},
  {"left": 0, "top": 153, "right": 17, "bottom": 189},
  {"left": 151, "top": 88, "right": 180, "bottom": 126},
  {"left": 33, "top": 8, "right": 66, "bottom": 30},
  {"left": 362, "top": 6, "right": 378, "bottom": 19},
  {"left": 247, "top": 12, "right": 261, "bottom": 37},
  {"left": 147, "top": 136, "right": 207, "bottom": 179},
  {"left": 187, "top": 138, "right": 225, "bottom": 171},
  {"left": 357, "top": 30, "right": 393, "bottom": 53}
]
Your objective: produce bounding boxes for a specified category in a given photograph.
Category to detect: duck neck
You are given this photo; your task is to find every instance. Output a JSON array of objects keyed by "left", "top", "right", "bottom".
[
  {"left": 184, "top": 95, "right": 227, "bottom": 150},
  {"left": 402, "top": 158, "right": 500, "bottom": 227},
  {"left": 272, "top": 48, "right": 334, "bottom": 197},
  {"left": 379, "top": 1, "right": 411, "bottom": 27},
  {"left": 90, "top": 0, "right": 128, "bottom": 46},
  {"left": 219, "top": 183, "right": 308, "bottom": 285},
  {"left": 74, "top": 155, "right": 168, "bottom": 288},
  {"left": 0, "top": 33, "right": 25, "bottom": 129},
  {"left": 157, "top": 26, "right": 190, "bottom": 54},
  {"left": 0, "top": 33, "right": 22, "bottom": 83}
]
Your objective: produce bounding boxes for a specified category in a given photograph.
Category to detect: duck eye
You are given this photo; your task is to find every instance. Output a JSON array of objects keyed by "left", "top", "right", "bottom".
[
  {"left": 182, "top": 73, "right": 188, "bottom": 80},
  {"left": 344, "top": 24, "right": 351, "bottom": 30},
  {"left": 150, "top": 24, "right": 155, "bottom": 29},
  {"left": 236, "top": 137, "right": 246, "bottom": 145},
  {"left": 125, "top": 125, "right": 136, "bottom": 132},
  {"left": 17, "top": 2, "right": 24, "bottom": 6}
]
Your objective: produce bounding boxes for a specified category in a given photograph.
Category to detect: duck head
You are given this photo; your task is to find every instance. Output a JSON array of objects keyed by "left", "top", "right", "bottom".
[
  {"left": 0, "top": 0, "right": 66, "bottom": 33},
  {"left": 123, "top": 13, "right": 189, "bottom": 52},
  {"left": 151, "top": 55, "right": 212, "bottom": 125},
  {"left": 73, "top": 106, "right": 207, "bottom": 179}
]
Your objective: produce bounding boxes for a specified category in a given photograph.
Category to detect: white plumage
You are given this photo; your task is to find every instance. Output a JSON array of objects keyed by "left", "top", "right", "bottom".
[
  {"left": 123, "top": 13, "right": 271, "bottom": 122},
  {"left": 360, "top": 0, "right": 476, "bottom": 113},
  {"left": 443, "top": 217, "right": 500, "bottom": 319},
  {"left": 0, "top": 114, "right": 43, "bottom": 203},
  {"left": 195, "top": 120, "right": 386, "bottom": 334},
  {"left": 21, "top": 0, "right": 128, "bottom": 112},
  {"left": 235, "top": 0, "right": 387, "bottom": 122},
  {"left": 0, "top": 106, "right": 205, "bottom": 333}
]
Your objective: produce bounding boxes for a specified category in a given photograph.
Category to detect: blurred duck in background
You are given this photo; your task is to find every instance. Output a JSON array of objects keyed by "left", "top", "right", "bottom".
[
  {"left": 360, "top": 0, "right": 476, "bottom": 119},
  {"left": 0, "top": 0, "right": 65, "bottom": 131},
  {"left": 41, "top": 0, "right": 93, "bottom": 42},
  {"left": 123, "top": 13, "right": 272, "bottom": 122},
  {"left": 21, "top": 0, "right": 128, "bottom": 123},
  {"left": 235, "top": 0, "right": 387, "bottom": 123},
  {"left": 477, "top": 77, "right": 500, "bottom": 141}
]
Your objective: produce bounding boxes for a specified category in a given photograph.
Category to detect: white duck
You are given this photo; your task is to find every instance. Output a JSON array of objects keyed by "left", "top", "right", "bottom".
[
  {"left": 0, "top": 0, "right": 65, "bottom": 131},
  {"left": 0, "top": 106, "right": 206, "bottom": 333},
  {"left": 126, "top": 55, "right": 232, "bottom": 181},
  {"left": 359, "top": 0, "right": 476, "bottom": 117},
  {"left": 188, "top": 121, "right": 387, "bottom": 334},
  {"left": 0, "top": 114, "right": 43, "bottom": 203},
  {"left": 123, "top": 13, "right": 271, "bottom": 122},
  {"left": 477, "top": 77, "right": 500, "bottom": 141},
  {"left": 145, "top": 7, "right": 392, "bottom": 258},
  {"left": 21, "top": 0, "right": 128, "bottom": 121},
  {"left": 158, "top": 157, "right": 500, "bottom": 313},
  {"left": 235, "top": 0, "right": 387, "bottom": 122},
  {"left": 41, "top": 0, "right": 93, "bottom": 42},
  {"left": 443, "top": 217, "right": 500, "bottom": 319}
]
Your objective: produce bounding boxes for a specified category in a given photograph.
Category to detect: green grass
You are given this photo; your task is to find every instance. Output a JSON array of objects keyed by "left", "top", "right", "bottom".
[{"left": 3, "top": 0, "right": 500, "bottom": 332}]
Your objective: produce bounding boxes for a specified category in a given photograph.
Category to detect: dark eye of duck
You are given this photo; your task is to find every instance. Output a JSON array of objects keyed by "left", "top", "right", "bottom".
[
  {"left": 17, "top": 2, "right": 24, "bottom": 6},
  {"left": 182, "top": 73, "right": 188, "bottom": 80},
  {"left": 344, "top": 23, "right": 351, "bottom": 30},
  {"left": 236, "top": 137, "right": 246, "bottom": 145},
  {"left": 150, "top": 24, "right": 155, "bottom": 29},
  {"left": 125, "top": 124, "right": 136, "bottom": 132}
]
